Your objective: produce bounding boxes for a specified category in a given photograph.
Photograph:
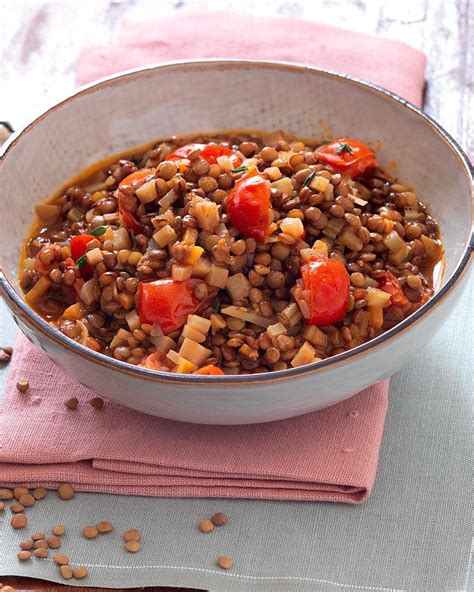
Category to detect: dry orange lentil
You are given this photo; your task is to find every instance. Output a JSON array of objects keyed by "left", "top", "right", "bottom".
[
  {"left": 124, "top": 540, "right": 141, "bottom": 553},
  {"left": 17, "top": 550, "right": 32, "bottom": 561},
  {"left": 60, "top": 565, "right": 74, "bottom": 580},
  {"left": 96, "top": 521, "right": 113, "bottom": 533},
  {"left": 10, "top": 503, "right": 25, "bottom": 514},
  {"left": 82, "top": 525, "right": 99, "bottom": 539},
  {"left": 123, "top": 528, "right": 141, "bottom": 542},
  {"left": 47, "top": 535, "right": 61, "bottom": 549},
  {"left": 211, "top": 512, "right": 229, "bottom": 526},
  {"left": 217, "top": 555, "right": 234, "bottom": 570},
  {"left": 32, "top": 487, "right": 48, "bottom": 500},
  {"left": 18, "top": 493, "right": 35, "bottom": 507},
  {"left": 72, "top": 566, "right": 88, "bottom": 579},
  {"left": 57, "top": 483, "right": 75, "bottom": 500},
  {"left": 64, "top": 396, "right": 79, "bottom": 410},
  {"left": 198, "top": 519, "right": 214, "bottom": 534},
  {"left": 0, "top": 489, "right": 13, "bottom": 500},
  {"left": 31, "top": 532, "right": 45, "bottom": 541},
  {"left": 11, "top": 514, "right": 27, "bottom": 529},
  {"left": 53, "top": 553, "right": 70, "bottom": 566},
  {"left": 52, "top": 524, "right": 65, "bottom": 536},
  {"left": 33, "top": 548, "right": 49, "bottom": 558}
]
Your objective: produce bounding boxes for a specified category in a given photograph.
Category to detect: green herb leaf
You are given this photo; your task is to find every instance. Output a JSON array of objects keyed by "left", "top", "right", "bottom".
[
  {"left": 90, "top": 225, "right": 108, "bottom": 236},
  {"left": 231, "top": 165, "right": 248, "bottom": 173},
  {"left": 303, "top": 170, "right": 316, "bottom": 187},
  {"left": 337, "top": 142, "right": 353, "bottom": 155},
  {"left": 75, "top": 255, "right": 87, "bottom": 269}
]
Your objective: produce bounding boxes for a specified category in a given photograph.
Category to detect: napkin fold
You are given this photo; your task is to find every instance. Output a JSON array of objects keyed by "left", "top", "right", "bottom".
[{"left": 0, "top": 12, "right": 426, "bottom": 503}]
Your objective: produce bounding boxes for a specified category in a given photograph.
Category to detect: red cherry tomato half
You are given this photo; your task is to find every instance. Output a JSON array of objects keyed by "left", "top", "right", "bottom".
[
  {"left": 315, "top": 138, "right": 376, "bottom": 179},
  {"left": 117, "top": 168, "right": 155, "bottom": 233},
  {"left": 226, "top": 173, "right": 271, "bottom": 242},
  {"left": 167, "top": 143, "right": 242, "bottom": 167},
  {"left": 378, "top": 271, "right": 408, "bottom": 306},
  {"left": 138, "top": 278, "right": 211, "bottom": 334},
  {"left": 194, "top": 365, "right": 225, "bottom": 375},
  {"left": 70, "top": 234, "right": 95, "bottom": 280},
  {"left": 300, "top": 257, "right": 350, "bottom": 326}
]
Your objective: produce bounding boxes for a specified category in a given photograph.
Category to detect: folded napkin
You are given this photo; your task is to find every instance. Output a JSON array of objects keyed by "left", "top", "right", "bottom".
[
  {"left": 1, "top": 335, "right": 388, "bottom": 503},
  {"left": 0, "top": 12, "right": 426, "bottom": 503}
]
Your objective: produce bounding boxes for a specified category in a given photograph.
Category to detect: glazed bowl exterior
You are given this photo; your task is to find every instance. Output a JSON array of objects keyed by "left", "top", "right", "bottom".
[{"left": 0, "top": 60, "right": 472, "bottom": 424}]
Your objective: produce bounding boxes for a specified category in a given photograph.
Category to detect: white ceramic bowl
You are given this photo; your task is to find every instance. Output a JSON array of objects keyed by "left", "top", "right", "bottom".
[{"left": 0, "top": 60, "right": 472, "bottom": 424}]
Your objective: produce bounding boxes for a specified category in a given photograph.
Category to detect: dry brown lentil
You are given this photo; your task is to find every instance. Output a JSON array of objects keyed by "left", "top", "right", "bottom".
[
  {"left": 124, "top": 540, "right": 141, "bottom": 553},
  {"left": 17, "top": 550, "right": 32, "bottom": 561},
  {"left": 13, "top": 487, "right": 28, "bottom": 500},
  {"left": 57, "top": 483, "right": 75, "bottom": 500},
  {"left": 19, "top": 540, "right": 33, "bottom": 550},
  {"left": 73, "top": 566, "right": 88, "bottom": 579},
  {"left": 82, "top": 525, "right": 99, "bottom": 539},
  {"left": 16, "top": 379, "right": 29, "bottom": 393},
  {"left": 11, "top": 514, "right": 28, "bottom": 529},
  {"left": 52, "top": 525, "right": 65, "bottom": 536},
  {"left": 96, "top": 520, "right": 113, "bottom": 533},
  {"left": 10, "top": 503, "right": 25, "bottom": 514},
  {"left": 47, "top": 535, "right": 61, "bottom": 549},
  {"left": 198, "top": 519, "right": 215, "bottom": 534},
  {"left": 33, "top": 548, "right": 49, "bottom": 558},
  {"left": 32, "top": 487, "right": 47, "bottom": 500},
  {"left": 64, "top": 396, "right": 79, "bottom": 410},
  {"left": 0, "top": 489, "right": 13, "bottom": 500},
  {"left": 123, "top": 528, "right": 141, "bottom": 542},
  {"left": 211, "top": 512, "right": 229, "bottom": 526},
  {"left": 18, "top": 493, "right": 35, "bottom": 507},
  {"left": 60, "top": 565, "right": 74, "bottom": 580},
  {"left": 33, "top": 540, "right": 48, "bottom": 550},
  {"left": 53, "top": 553, "right": 70, "bottom": 565}
]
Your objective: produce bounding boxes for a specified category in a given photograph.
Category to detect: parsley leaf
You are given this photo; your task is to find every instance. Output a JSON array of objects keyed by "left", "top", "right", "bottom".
[
  {"left": 337, "top": 142, "right": 353, "bottom": 155},
  {"left": 75, "top": 255, "right": 87, "bottom": 269},
  {"left": 231, "top": 165, "right": 248, "bottom": 173},
  {"left": 90, "top": 225, "right": 108, "bottom": 236}
]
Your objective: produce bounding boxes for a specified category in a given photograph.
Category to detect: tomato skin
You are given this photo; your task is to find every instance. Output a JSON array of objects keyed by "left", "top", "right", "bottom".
[
  {"left": 117, "top": 168, "right": 155, "bottom": 233},
  {"left": 315, "top": 138, "right": 376, "bottom": 179},
  {"left": 378, "top": 272, "right": 408, "bottom": 306},
  {"left": 194, "top": 365, "right": 225, "bottom": 375},
  {"left": 227, "top": 174, "right": 271, "bottom": 242},
  {"left": 167, "top": 143, "right": 242, "bottom": 167},
  {"left": 70, "top": 234, "right": 95, "bottom": 280},
  {"left": 138, "top": 278, "right": 210, "bottom": 334},
  {"left": 301, "top": 257, "right": 350, "bottom": 326},
  {"left": 139, "top": 352, "right": 167, "bottom": 371}
]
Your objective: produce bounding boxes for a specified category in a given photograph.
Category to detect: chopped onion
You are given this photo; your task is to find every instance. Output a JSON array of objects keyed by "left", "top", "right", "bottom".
[{"left": 221, "top": 306, "right": 273, "bottom": 328}]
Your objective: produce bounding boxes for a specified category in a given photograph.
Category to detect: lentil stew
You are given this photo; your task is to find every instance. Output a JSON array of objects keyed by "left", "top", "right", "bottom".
[{"left": 20, "top": 131, "right": 443, "bottom": 375}]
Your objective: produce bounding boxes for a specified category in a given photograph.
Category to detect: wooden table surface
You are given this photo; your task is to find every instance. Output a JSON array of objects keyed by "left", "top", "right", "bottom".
[{"left": 0, "top": 0, "right": 472, "bottom": 590}]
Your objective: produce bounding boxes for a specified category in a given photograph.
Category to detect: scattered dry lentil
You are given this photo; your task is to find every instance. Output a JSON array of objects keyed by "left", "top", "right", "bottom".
[
  {"left": 217, "top": 555, "right": 234, "bottom": 570},
  {"left": 10, "top": 503, "right": 25, "bottom": 514},
  {"left": 16, "top": 379, "right": 29, "bottom": 393},
  {"left": 198, "top": 519, "right": 215, "bottom": 534},
  {"left": 0, "top": 502, "right": 4, "bottom": 512},
  {"left": 57, "top": 483, "right": 75, "bottom": 500},
  {"left": 31, "top": 532, "right": 45, "bottom": 541},
  {"left": 52, "top": 525, "right": 65, "bottom": 536},
  {"left": 96, "top": 520, "right": 113, "bottom": 533},
  {"left": 13, "top": 487, "right": 28, "bottom": 500},
  {"left": 33, "top": 540, "right": 48, "bottom": 550},
  {"left": 64, "top": 397, "right": 79, "bottom": 410},
  {"left": 11, "top": 514, "right": 27, "bottom": 529},
  {"left": 17, "top": 550, "right": 31, "bottom": 561},
  {"left": 124, "top": 540, "right": 141, "bottom": 553},
  {"left": 60, "top": 565, "right": 74, "bottom": 580},
  {"left": 82, "top": 525, "right": 99, "bottom": 539},
  {"left": 46, "top": 535, "right": 61, "bottom": 549},
  {"left": 89, "top": 397, "right": 104, "bottom": 409},
  {"left": 0, "top": 346, "right": 13, "bottom": 363},
  {"left": 123, "top": 529, "right": 141, "bottom": 542},
  {"left": 32, "top": 487, "right": 47, "bottom": 500},
  {"left": 72, "top": 566, "right": 88, "bottom": 579},
  {"left": 53, "top": 554, "right": 70, "bottom": 565},
  {"left": 18, "top": 493, "right": 35, "bottom": 507},
  {"left": 0, "top": 489, "right": 13, "bottom": 500},
  {"left": 19, "top": 540, "right": 33, "bottom": 550},
  {"left": 33, "top": 548, "right": 48, "bottom": 558},
  {"left": 211, "top": 512, "right": 229, "bottom": 526}
]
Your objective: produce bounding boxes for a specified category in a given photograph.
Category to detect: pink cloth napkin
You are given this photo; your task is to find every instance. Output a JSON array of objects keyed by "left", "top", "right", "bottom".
[{"left": 0, "top": 13, "right": 426, "bottom": 503}]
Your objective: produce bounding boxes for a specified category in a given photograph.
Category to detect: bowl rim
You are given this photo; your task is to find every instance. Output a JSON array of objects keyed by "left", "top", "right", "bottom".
[{"left": 0, "top": 58, "right": 472, "bottom": 385}]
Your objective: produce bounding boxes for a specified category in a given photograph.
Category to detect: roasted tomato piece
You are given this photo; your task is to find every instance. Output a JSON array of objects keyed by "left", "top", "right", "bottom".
[
  {"left": 298, "top": 256, "right": 350, "bottom": 326},
  {"left": 194, "top": 365, "right": 225, "bottom": 375},
  {"left": 70, "top": 234, "right": 95, "bottom": 280},
  {"left": 226, "top": 173, "right": 271, "bottom": 242},
  {"left": 138, "top": 278, "right": 211, "bottom": 334},
  {"left": 315, "top": 138, "right": 376, "bottom": 179},
  {"left": 378, "top": 271, "right": 408, "bottom": 306}
]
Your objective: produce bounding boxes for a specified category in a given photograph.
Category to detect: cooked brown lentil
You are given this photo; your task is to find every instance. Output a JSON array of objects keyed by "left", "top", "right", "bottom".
[{"left": 21, "top": 131, "right": 442, "bottom": 375}]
